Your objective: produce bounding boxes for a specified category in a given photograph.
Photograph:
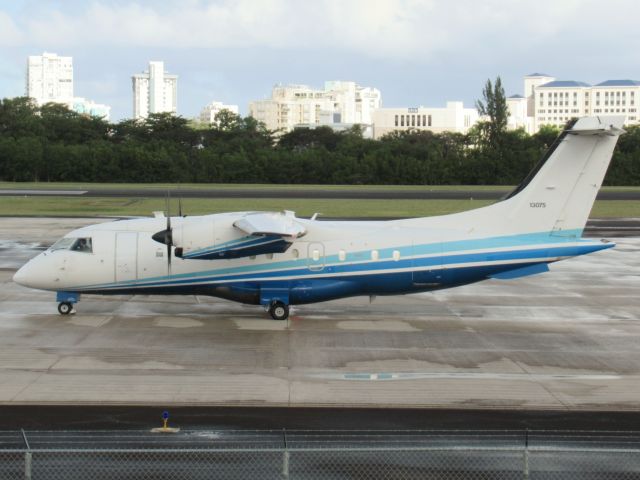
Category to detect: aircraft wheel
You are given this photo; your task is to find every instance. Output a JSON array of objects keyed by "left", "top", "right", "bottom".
[
  {"left": 58, "top": 302, "right": 73, "bottom": 315},
  {"left": 269, "top": 301, "right": 289, "bottom": 321}
]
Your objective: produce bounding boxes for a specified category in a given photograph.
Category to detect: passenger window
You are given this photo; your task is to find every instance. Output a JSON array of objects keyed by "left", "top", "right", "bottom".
[
  {"left": 338, "top": 250, "right": 346, "bottom": 261},
  {"left": 393, "top": 250, "right": 400, "bottom": 261},
  {"left": 371, "top": 250, "right": 379, "bottom": 261},
  {"left": 71, "top": 237, "right": 92, "bottom": 253}
]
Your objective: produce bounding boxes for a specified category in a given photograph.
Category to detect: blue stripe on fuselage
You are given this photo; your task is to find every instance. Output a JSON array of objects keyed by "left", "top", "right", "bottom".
[
  {"left": 74, "top": 233, "right": 610, "bottom": 293},
  {"left": 77, "top": 229, "right": 588, "bottom": 291}
]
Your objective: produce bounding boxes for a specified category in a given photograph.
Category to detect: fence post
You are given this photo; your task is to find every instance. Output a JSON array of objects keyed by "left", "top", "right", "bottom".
[
  {"left": 282, "top": 450, "right": 290, "bottom": 480},
  {"left": 523, "top": 429, "right": 529, "bottom": 480},
  {"left": 282, "top": 428, "right": 289, "bottom": 480},
  {"left": 24, "top": 452, "right": 32, "bottom": 480},
  {"left": 21, "top": 429, "right": 32, "bottom": 480}
]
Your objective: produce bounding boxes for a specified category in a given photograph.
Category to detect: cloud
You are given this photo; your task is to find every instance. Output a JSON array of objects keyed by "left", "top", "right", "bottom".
[
  {"left": 0, "top": 11, "right": 24, "bottom": 46},
  {"left": 5, "top": 0, "right": 636, "bottom": 61}
]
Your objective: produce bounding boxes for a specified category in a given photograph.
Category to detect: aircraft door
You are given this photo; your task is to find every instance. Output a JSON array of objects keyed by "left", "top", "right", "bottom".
[
  {"left": 307, "top": 242, "right": 325, "bottom": 271},
  {"left": 115, "top": 232, "right": 138, "bottom": 282}
]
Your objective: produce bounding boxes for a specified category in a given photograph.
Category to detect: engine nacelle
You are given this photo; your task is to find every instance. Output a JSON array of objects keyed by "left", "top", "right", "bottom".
[
  {"left": 172, "top": 216, "right": 215, "bottom": 258},
  {"left": 173, "top": 215, "right": 293, "bottom": 260}
]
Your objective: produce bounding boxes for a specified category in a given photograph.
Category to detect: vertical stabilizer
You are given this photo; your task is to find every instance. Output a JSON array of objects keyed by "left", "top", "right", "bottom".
[
  {"left": 400, "top": 116, "right": 625, "bottom": 238},
  {"left": 498, "top": 116, "right": 625, "bottom": 236}
]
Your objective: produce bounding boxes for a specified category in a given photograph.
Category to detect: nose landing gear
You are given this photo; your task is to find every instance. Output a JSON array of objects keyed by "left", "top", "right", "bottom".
[
  {"left": 56, "top": 291, "right": 79, "bottom": 315},
  {"left": 58, "top": 302, "right": 73, "bottom": 315},
  {"left": 268, "top": 301, "right": 289, "bottom": 321}
]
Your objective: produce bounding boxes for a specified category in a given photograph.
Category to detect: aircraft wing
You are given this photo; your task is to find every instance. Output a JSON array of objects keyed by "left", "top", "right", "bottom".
[{"left": 233, "top": 212, "right": 306, "bottom": 239}]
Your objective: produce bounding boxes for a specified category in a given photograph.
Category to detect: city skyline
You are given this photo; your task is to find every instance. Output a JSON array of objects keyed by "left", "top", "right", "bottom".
[{"left": 1, "top": 0, "right": 639, "bottom": 121}]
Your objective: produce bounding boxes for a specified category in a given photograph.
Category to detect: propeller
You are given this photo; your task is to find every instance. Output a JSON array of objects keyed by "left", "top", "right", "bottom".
[
  {"left": 151, "top": 191, "right": 174, "bottom": 274},
  {"left": 151, "top": 189, "right": 187, "bottom": 264}
]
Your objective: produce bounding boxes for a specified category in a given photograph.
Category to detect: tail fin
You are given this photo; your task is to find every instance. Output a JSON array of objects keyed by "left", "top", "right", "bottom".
[
  {"left": 495, "top": 116, "right": 625, "bottom": 236},
  {"left": 406, "top": 116, "right": 625, "bottom": 238}
]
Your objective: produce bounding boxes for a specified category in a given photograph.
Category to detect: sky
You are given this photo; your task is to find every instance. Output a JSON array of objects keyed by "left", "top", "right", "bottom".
[{"left": 1, "top": 0, "right": 639, "bottom": 121}]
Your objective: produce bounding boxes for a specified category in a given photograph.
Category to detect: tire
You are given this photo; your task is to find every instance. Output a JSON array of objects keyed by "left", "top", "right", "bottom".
[
  {"left": 58, "top": 302, "right": 73, "bottom": 315},
  {"left": 269, "top": 301, "right": 289, "bottom": 321}
]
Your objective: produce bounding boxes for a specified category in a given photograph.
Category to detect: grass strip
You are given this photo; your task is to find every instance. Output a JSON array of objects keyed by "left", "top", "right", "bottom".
[{"left": 0, "top": 196, "right": 637, "bottom": 218}]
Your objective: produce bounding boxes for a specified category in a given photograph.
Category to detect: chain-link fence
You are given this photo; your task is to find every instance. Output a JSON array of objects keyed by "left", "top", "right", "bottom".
[{"left": 1, "top": 430, "right": 639, "bottom": 479}]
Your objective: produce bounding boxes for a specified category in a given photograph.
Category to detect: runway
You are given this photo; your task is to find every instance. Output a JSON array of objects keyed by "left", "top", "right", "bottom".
[
  {"left": 0, "top": 187, "right": 639, "bottom": 200},
  {"left": 0, "top": 217, "right": 639, "bottom": 409}
]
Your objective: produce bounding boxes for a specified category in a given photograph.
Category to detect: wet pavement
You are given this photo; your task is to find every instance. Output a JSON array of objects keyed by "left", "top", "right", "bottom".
[{"left": 0, "top": 217, "right": 639, "bottom": 409}]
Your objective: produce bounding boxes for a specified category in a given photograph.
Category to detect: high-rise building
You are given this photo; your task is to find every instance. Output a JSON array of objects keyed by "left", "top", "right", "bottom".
[
  {"left": 26, "top": 52, "right": 74, "bottom": 105},
  {"left": 199, "top": 101, "right": 239, "bottom": 124},
  {"left": 132, "top": 61, "right": 178, "bottom": 119},
  {"left": 25, "top": 52, "right": 110, "bottom": 120},
  {"left": 249, "top": 81, "right": 381, "bottom": 136}
]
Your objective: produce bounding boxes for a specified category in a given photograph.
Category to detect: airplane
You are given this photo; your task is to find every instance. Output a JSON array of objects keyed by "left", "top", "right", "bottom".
[{"left": 13, "top": 116, "right": 625, "bottom": 320}]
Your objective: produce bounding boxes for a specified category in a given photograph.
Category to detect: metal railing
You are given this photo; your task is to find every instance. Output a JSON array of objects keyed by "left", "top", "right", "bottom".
[{"left": 0, "top": 429, "right": 638, "bottom": 479}]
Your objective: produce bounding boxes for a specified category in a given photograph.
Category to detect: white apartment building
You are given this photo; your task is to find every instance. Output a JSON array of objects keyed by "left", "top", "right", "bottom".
[
  {"left": 506, "top": 95, "right": 531, "bottom": 133},
  {"left": 535, "top": 79, "right": 640, "bottom": 130},
  {"left": 372, "top": 102, "right": 478, "bottom": 139},
  {"left": 249, "top": 81, "right": 381, "bottom": 136},
  {"left": 132, "top": 61, "right": 178, "bottom": 119},
  {"left": 26, "top": 52, "right": 111, "bottom": 120},
  {"left": 26, "top": 52, "right": 73, "bottom": 105},
  {"left": 70, "top": 97, "right": 111, "bottom": 121},
  {"left": 199, "top": 101, "right": 239, "bottom": 124},
  {"left": 509, "top": 73, "right": 640, "bottom": 132}
]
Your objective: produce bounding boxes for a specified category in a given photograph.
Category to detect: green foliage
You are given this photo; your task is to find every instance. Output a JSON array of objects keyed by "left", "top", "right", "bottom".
[
  {"left": 0, "top": 97, "right": 637, "bottom": 185},
  {"left": 475, "top": 76, "right": 509, "bottom": 149}
]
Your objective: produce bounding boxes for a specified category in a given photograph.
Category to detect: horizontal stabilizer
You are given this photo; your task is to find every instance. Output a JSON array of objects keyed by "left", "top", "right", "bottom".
[
  {"left": 568, "top": 117, "right": 625, "bottom": 136},
  {"left": 490, "top": 263, "right": 549, "bottom": 280}
]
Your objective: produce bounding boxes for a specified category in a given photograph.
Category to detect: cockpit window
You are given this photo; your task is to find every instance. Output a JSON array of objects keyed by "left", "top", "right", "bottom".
[
  {"left": 71, "top": 238, "right": 92, "bottom": 253},
  {"left": 50, "top": 237, "right": 75, "bottom": 251},
  {"left": 50, "top": 237, "right": 93, "bottom": 253}
]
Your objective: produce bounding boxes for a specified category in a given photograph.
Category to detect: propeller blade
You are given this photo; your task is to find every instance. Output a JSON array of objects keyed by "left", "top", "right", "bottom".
[
  {"left": 166, "top": 191, "right": 172, "bottom": 274},
  {"left": 166, "top": 190, "right": 171, "bottom": 232}
]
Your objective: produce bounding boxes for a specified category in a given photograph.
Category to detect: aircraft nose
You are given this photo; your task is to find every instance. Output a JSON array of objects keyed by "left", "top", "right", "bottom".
[{"left": 13, "top": 261, "right": 36, "bottom": 288}]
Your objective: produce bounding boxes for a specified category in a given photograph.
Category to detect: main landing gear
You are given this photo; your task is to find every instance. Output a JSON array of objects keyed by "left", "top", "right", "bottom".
[{"left": 268, "top": 301, "right": 289, "bottom": 321}]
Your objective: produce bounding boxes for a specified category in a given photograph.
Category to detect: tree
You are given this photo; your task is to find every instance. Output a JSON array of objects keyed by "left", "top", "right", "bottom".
[
  {"left": 533, "top": 124, "right": 561, "bottom": 149},
  {"left": 0, "top": 94, "right": 637, "bottom": 186},
  {"left": 475, "top": 76, "right": 509, "bottom": 148}
]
